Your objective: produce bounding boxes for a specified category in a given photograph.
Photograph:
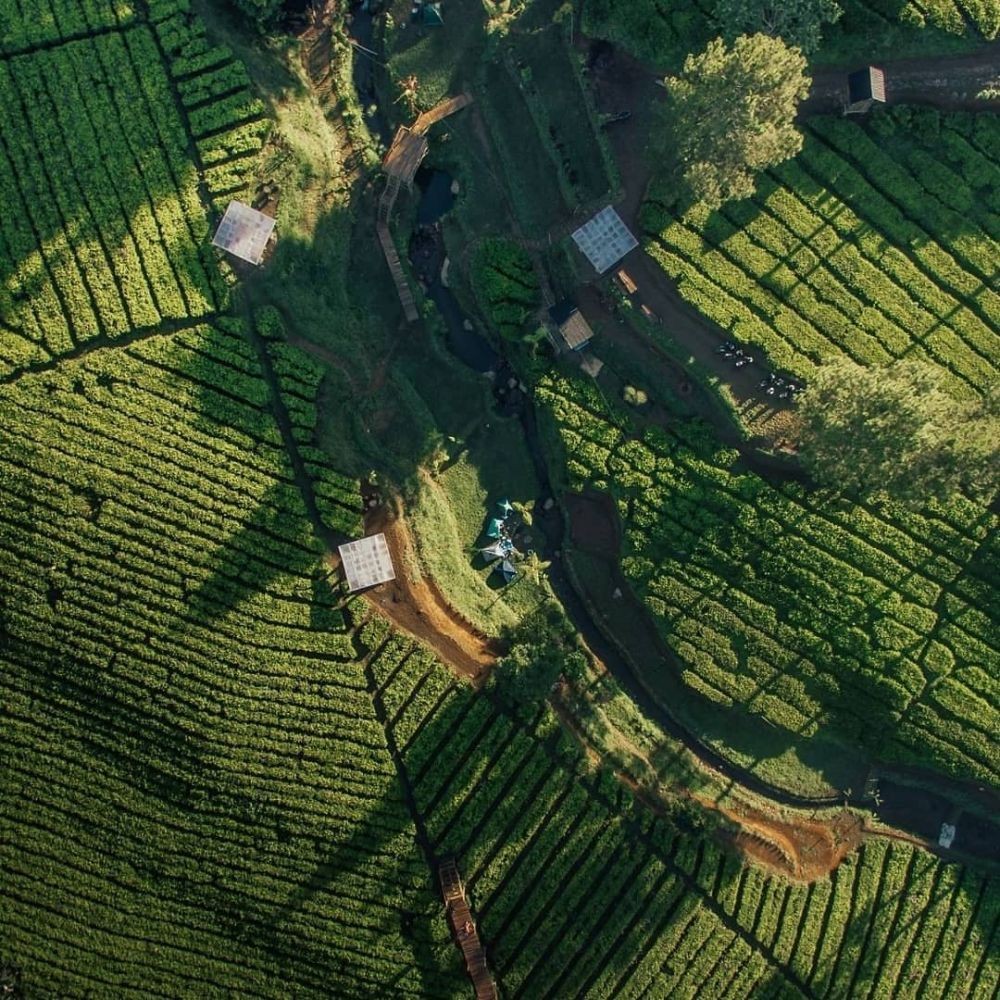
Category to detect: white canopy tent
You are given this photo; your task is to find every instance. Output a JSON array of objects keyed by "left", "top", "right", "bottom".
[{"left": 212, "top": 201, "right": 276, "bottom": 265}]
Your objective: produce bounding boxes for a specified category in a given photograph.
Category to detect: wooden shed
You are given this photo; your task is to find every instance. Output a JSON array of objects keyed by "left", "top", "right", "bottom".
[
  {"left": 550, "top": 301, "right": 594, "bottom": 351},
  {"left": 845, "top": 66, "right": 886, "bottom": 114}
]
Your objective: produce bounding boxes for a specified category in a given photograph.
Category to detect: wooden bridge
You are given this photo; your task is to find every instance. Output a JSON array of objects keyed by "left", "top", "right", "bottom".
[
  {"left": 376, "top": 221, "right": 418, "bottom": 322},
  {"left": 412, "top": 92, "right": 473, "bottom": 135},
  {"left": 376, "top": 93, "right": 473, "bottom": 322},
  {"left": 439, "top": 859, "right": 496, "bottom": 1000}
]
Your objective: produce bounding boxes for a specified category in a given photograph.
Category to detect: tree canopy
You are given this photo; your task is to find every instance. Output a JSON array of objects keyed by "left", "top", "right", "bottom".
[
  {"left": 230, "top": 0, "right": 284, "bottom": 28},
  {"left": 661, "top": 34, "right": 809, "bottom": 210},
  {"left": 796, "top": 359, "right": 1000, "bottom": 503},
  {"left": 713, "top": 0, "right": 842, "bottom": 54}
]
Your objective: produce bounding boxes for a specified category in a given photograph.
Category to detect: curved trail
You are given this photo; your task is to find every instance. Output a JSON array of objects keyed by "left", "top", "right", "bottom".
[{"left": 802, "top": 42, "right": 1000, "bottom": 116}]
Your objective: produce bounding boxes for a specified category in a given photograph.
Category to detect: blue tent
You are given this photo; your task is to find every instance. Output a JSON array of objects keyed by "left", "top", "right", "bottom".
[
  {"left": 497, "top": 558, "right": 518, "bottom": 583},
  {"left": 487, "top": 518, "right": 505, "bottom": 539},
  {"left": 416, "top": 1, "right": 444, "bottom": 26}
]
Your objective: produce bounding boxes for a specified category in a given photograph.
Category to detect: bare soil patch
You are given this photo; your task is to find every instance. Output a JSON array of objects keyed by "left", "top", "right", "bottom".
[
  {"left": 565, "top": 489, "right": 619, "bottom": 558},
  {"left": 358, "top": 502, "right": 505, "bottom": 684}
]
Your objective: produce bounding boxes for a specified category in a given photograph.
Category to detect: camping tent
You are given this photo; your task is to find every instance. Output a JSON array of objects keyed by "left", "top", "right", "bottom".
[
  {"left": 498, "top": 499, "right": 514, "bottom": 515},
  {"left": 418, "top": 2, "right": 443, "bottom": 25},
  {"left": 481, "top": 541, "right": 506, "bottom": 563},
  {"left": 497, "top": 559, "right": 518, "bottom": 584},
  {"left": 487, "top": 518, "right": 506, "bottom": 539}
]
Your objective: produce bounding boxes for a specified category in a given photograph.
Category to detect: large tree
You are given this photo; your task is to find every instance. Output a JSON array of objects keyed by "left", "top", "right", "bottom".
[
  {"left": 796, "top": 359, "right": 1000, "bottom": 503},
  {"left": 230, "top": 0, "right": 284, "bottom": 28},
  {"left": 714, "top": 0, "right": 842, "bottom": 54},
  {"left": 662, "top": 34, "right": 809, "bottom": 210}
]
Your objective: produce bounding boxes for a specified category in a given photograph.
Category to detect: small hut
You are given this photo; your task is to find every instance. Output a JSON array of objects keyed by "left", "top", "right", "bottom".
[
  {"left": 211, "top": 201, "right": 276, "bottom": 265},
  {"left": 549, "top": 301, "right": 594, "bottom": 352},
  {"left": 845, "top": 66, "right": 886, "bottom": 115},
  {"left": 338, "top": 534, "right": 396, "bottom": 592}
]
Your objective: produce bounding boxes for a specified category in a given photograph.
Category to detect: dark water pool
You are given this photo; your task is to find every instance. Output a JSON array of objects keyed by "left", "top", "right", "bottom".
[{"left": 415, "top": 168, "right": 456, "bottom": 226}]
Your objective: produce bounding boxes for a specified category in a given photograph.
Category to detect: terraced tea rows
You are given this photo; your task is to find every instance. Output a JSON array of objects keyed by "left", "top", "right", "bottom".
[
  {"left": 368, "top": 627, "right": 1000, "bottom": 998},
  {"left": 847, "top": 0, "right": 1000, "bottom": 39},
  {"left": 0, "top": 321, "right": 472, "bottom": 997},
  {"left": 643, "top": 110, "right": 1000, "bottom": 397},
  {"left": 0, "top": 0, "right": 269, "bottom": 378},
  {"left": 537, "top": 373, "right": 999, "bottom": 786},
  {"left": 0, "top": 0, "right": 136, "bottom": 53}
]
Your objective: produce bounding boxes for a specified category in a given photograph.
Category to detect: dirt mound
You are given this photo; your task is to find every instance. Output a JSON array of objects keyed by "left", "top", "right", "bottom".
[
  {"left": 360, "top": 503, "right": 503, "bottom": 684},
  {"left": 719, "top": 804, "right": 863, "bottom": 881}
]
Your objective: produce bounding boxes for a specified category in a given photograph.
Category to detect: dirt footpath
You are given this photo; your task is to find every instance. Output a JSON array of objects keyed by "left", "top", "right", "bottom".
[
  {"left": 803, "top": 41, "right": 1000, "bottom": 116},
  {"left": 361, "top": 503, "right": 504, "bottom": 684}
]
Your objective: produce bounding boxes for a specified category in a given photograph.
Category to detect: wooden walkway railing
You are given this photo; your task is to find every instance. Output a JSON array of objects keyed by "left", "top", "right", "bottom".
[
  {"left": 377, "top": 92, "right": 472, "bottom": 323},
  {"left": 375, "top": 221, "right": 418, "bottom": 322},
  {"left": 439, "top": 859, "right": 497, "bottom": 1000}
]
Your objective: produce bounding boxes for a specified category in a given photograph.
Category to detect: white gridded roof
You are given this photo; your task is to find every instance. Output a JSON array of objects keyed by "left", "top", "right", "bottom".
[
  {"left": 571, "top": 206, "right": 638, "bottom": 274},
  {"left": 211, "top": 201, "right": 276, "bottom": 265},
  {"left": 338, "top": 533, "right": 396, "bottom": 592}
]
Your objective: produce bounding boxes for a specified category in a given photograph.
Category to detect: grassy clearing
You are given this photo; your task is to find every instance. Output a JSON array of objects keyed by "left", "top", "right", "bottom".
[
  {"left": 409, "top": 414, "right": 548, "bottom": 635},
  {"left": 479, "top": 56, "right": 569, "bottom": 237},
  {"left": 384, "top": 0, "right": 487, "bottom": 106}
]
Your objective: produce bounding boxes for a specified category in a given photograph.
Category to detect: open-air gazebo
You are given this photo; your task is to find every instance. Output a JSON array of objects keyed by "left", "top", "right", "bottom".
[{"left": 211, "top": 201, "right": 276, "bottom": 265}]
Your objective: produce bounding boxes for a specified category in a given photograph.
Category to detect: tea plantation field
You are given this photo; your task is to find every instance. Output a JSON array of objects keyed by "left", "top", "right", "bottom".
[
  {"left": 0, "top": 2, "right": 460, "bottom": 994},
  {"left": 643, "top": 110, "right": 1000, "bottom": 398},
  {"left": 2, "top": 0, "right": 998, "bottom": 996},
  {"left": 538, "top": 373, "right": 999, "bottom": 788},
  {"left": 370, "top": 624, "right": 1000, "bottom": 999}
]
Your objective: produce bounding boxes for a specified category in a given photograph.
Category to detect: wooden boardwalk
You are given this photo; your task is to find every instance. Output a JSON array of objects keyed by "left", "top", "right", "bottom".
[
  {"left": 376, "top": 92, "right": 473, "bottom": 322},
  {"left": 413, "top": 92, "right": 473, "bottom": 136},
  {"left": 376, "top": 221, "right": 418, "bottom": 322},
  {"left": 439, "top": 859, "right": 497, "bottom": 1000}
]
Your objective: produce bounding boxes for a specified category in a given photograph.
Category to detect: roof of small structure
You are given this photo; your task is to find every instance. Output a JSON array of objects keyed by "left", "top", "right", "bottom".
[
  {"left": 557, "top": 309, "right": 594, "bottom": 351},
  {"left": 212, "top": 201, "right": 276, "bottom": 265},
  {"left": 572, "top": 206, "right": 638, "bottom": 274},
  {"left": 338, "top": 533, "right": 396, "bottom": 592},
  {"left": 498, "top": 558, "right": 517, "bottom": 582},
  {"left": 420, "top": 2, "right": 444, "bottom": 24},
  {"left": 383, "top": 125, "right": 430, "bottom": 185},
  {"left": 848, "top": 66, "right": 886, "bottom": 104}
]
